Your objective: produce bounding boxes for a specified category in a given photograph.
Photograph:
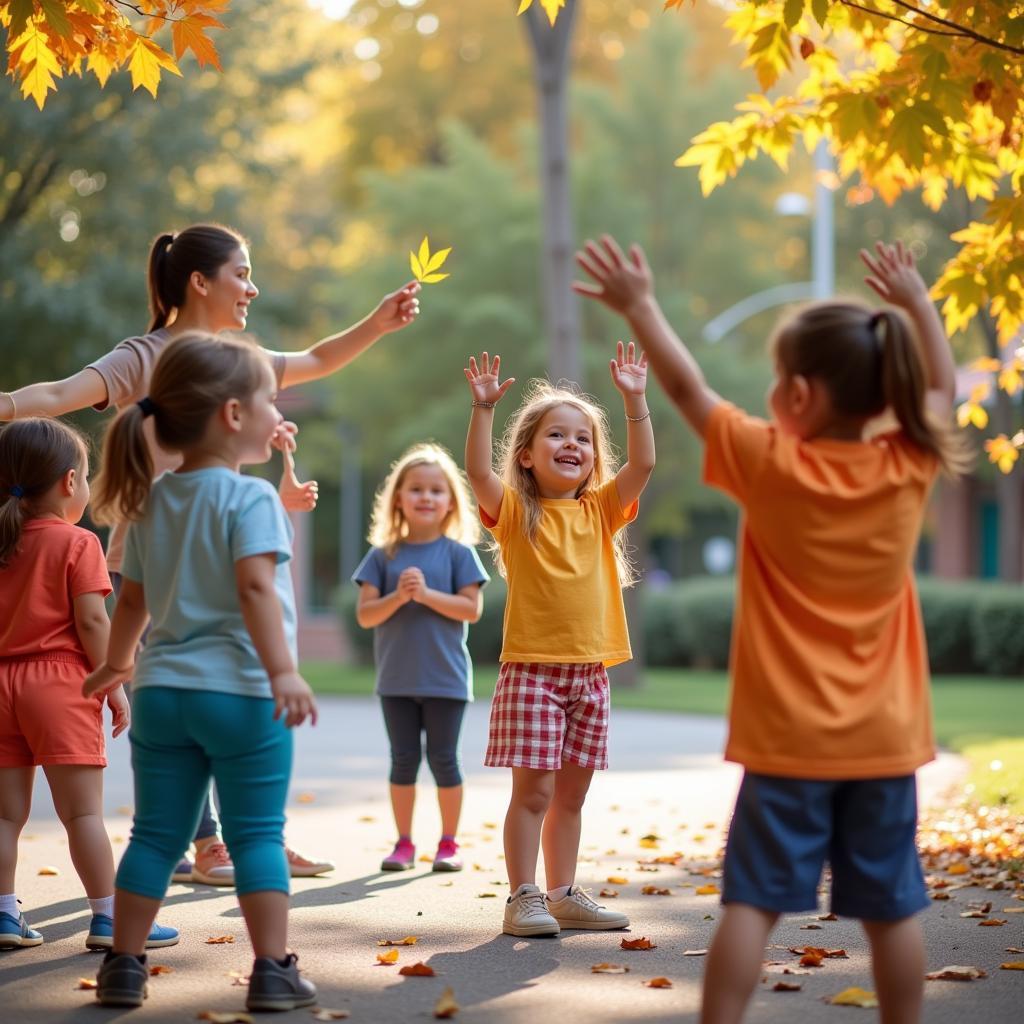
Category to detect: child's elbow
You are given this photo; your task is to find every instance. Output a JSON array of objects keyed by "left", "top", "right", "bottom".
[{"left": 75, "top": 611, "right": 108, "bottom": 635}]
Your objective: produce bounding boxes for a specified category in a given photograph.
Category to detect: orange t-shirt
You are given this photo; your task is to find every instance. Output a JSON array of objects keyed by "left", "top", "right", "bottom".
[
  {"left": 0, "top": 519, "right": 112, "bottom": 659},
  {"left": 703, "top": 403, "right": 939, "bottom": 780}
]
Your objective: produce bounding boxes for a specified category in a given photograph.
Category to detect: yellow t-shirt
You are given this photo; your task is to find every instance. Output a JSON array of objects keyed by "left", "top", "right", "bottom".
[
  {"left": 482, "top": 480, "right": 638, "bottom": 666},
  {"left": 704, "top": 402, "right": 939, "bottom": 780}
]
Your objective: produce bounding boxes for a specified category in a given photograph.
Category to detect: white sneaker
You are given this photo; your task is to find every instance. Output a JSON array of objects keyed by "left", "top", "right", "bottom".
[
  {"left": 547, "top": 886, "right": 630, "bottom": 930},
  {"left": 503, "top": 884, "right": 560, "bottom": 937}
]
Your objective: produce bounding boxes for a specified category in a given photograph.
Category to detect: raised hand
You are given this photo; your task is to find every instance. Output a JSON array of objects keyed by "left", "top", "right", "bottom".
[
  {"left": 464, "top": 352, "right": 516, "bottom": 406},
  {"left": 573, "top": 235, "right": 653, "bottom": 316},
  {"left": 610, "top": 340, "right": 648, "bottom": 397},
  {"left": 371, "top": 281, "right": 421, "bottom": 334},
  {"left": 860, "top": 241, "right": 929, "bottom": 309}
]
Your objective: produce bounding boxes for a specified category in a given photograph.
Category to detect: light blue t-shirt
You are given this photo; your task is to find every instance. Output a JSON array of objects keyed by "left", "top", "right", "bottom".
[
  {"left": 352, "top": 537, "right": 489, "bottom": 701},
  {"left": 122, "top": 468, "right": 296, "bottom": 699}
]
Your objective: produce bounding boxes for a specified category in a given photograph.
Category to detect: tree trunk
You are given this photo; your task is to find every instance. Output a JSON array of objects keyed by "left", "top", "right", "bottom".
[
  {"left": 978, "top": 309, "right": 1024, "bottom": 582},
  {"left": 522, "top": 0, "right": 581, "bottom": 385}
]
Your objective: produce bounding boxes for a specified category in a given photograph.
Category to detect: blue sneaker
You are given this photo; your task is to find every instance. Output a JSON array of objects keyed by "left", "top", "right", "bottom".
[
  {"left": 85, "top": 914, "right": 180, "bottom": 951},
  {"left": 0, "top": 910, "right": 44, "bottom": 950}
]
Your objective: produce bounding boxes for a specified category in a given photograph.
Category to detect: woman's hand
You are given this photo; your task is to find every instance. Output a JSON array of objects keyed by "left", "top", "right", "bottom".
[
  {"left": 609, "top": 340, "right": 648, "bottom": 398},
  {"left": 574, "top": 235, "right": 654, "bottom": 316},
  {"left": 860, "top": 241, "right": 929, "bottom": 309},
  {"left": 464, "top": 352, "right": 515, "bottom": 405},
  {"left": 371, "top": 282, "right": 421, "bottom": 335},
  {"left": 106, "top": 686, "right": 131, "bottom": 738},
  {"left": 270, "top": 672, "right": 319, "bottom": 728}
]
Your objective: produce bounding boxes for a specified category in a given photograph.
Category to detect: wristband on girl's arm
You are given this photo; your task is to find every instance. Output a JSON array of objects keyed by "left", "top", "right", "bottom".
[{"left": 625, "top": 410, "right": 651, "bottom": 423}]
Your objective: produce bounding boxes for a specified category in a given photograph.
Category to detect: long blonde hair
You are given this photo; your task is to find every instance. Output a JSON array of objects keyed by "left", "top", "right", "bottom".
[
  {"left": 494, "top": 379, "right": 637, "bottom": 587},
  {"left": 368, "top": 442, "right": 480, "bottom": 558}
]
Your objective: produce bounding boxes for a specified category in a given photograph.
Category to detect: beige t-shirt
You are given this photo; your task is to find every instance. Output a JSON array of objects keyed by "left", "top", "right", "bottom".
[{"left": 87, "top": 329, "right": 287, "bottom": 572}]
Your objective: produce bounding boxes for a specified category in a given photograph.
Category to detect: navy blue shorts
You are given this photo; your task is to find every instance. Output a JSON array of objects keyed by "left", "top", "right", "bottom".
[{"left": 722, "top": 772, "right": 929, "bottom": 921}]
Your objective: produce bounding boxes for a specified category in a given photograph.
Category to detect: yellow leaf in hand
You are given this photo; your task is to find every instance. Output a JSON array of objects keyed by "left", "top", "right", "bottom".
[{"left": 410, "top": 236, "right": 451, "bottom": 284}]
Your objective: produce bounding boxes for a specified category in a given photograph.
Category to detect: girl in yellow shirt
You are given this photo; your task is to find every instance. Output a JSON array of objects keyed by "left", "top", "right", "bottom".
[{"left": 463, "top": 344, "right": 655, "bottom": 937}]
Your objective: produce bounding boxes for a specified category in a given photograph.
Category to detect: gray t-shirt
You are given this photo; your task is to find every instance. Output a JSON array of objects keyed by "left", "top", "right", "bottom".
[
  {"left": 352, "top": 537, "right": 489, "bottom": 701},
  {"left": 122, "top": 469, "right": 296, "bottom": 699},
  {"left": 87, "top": 329, "right": 287, "bottom": 573}
]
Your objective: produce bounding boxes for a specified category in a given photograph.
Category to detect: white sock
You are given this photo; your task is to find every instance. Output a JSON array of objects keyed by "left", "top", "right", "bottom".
[
  {"left": 510, "top": 883, "right": 539, "bottom": 899},
  {"left": 0, "top": 893, "right": 19, "bottom": 917},
  {"left": 88, "top": 896, "right": 114, "bottom": 917},
  {"left": 547, "top": 885, "right": 572, "bottom": 902}
]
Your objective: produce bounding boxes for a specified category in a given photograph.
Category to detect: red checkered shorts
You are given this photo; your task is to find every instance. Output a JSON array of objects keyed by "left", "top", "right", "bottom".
[{"left": 484, "top": 662, "right": 610, "bottom": 771}]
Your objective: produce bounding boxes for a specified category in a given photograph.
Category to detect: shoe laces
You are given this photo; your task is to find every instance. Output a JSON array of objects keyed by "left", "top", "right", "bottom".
[
  {"left": 517, "top": 888, "right": 549, "bottom": 915},
  {"left": 203, "top": 841, "right": 231, "bottom": 866},
  {"left": 569, "top": 886, "right": 602, "bottom": 910},
  {"left": 436, "top": 839, "right": 458, "bottom": 858}
]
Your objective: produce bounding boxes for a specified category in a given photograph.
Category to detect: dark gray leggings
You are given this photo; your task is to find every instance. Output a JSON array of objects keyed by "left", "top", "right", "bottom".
[{"left": 380, "top": 696, "right": 467, "bottom": 788}]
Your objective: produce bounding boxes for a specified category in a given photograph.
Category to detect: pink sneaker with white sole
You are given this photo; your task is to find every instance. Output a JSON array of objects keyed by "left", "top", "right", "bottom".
[{"left": 380, "top": 837, "right": 416, "bottom": 871}]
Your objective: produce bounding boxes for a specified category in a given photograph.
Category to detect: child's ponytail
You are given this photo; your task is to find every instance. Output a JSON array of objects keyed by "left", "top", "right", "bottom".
[
  {"left": 0, "top": 418, "right": 89, "bottom": 567},
  {"left": 876, "top": 310, "right": 971, "bottom": 476},
  {"left": 90, "top": 403, "right": 154, "bottom": 525}
]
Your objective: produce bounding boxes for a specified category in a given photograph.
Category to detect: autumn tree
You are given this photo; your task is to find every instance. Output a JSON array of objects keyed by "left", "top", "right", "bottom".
[{"left": 1, "top": 0, "right": 227, "bottom": 108}]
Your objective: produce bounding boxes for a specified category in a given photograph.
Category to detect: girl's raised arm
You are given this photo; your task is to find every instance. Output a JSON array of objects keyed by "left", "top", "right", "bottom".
[
  {"left": 1, "top": 368, "right": 107, "bottom": 421},
  {"left": 609, "top": 340, "right": 656, "bottom": 509},
  {"left": 574, "top": 236, "right": 722, "bottom": 438},
  {"left": 464, "top": 352, "right": 514, "bottom": 523}
]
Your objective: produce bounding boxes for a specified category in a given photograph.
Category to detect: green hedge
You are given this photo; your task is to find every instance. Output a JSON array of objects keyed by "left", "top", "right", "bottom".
[{"left": 339, "top": 575, "right": 1024, "bottom": 676}]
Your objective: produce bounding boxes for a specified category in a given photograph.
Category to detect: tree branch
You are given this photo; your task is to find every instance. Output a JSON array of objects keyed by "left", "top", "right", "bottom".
[
  {"left": 887, "top": 0, "right": 1024, "bottom": 56},
  {"left": 838, "top": 0, "right": 963, "bottom": 39}
]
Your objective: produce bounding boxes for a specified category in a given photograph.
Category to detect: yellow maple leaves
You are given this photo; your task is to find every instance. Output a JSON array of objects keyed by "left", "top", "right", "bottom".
[
  {"left": 516, "top": 0, "right": 566, "bottom": 27},
  {"left": 410, "top": 237, "right": 452, "bottom": 284},
  {"left": 2, "top": 1, "right": 226, "bottom": 108}
]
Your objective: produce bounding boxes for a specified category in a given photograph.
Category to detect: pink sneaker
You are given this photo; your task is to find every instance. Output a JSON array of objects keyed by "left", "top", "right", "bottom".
[
  {"left": 191, "top": 841, "right": 235, "bottom": 886},
  {"left": 432, "top": 838, "right": 463, "bottom": 873},
  {"left": 381, "top": 838, "right": 415, "bottom": 872}
]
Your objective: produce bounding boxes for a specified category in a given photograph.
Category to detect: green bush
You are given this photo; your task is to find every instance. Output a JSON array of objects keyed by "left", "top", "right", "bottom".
[
  {"left": 971, "top": 584, "right": 1024, "bottom": 676},
  {"left": 675, "top": 577, "right": 735, "bottom": 669},
  {"left": 916, "top": 578, "right": 980, "bottom": 675}
]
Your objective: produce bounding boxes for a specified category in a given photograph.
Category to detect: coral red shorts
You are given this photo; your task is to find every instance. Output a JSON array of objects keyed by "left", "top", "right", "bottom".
[
  {"left": 0, "top": 653, "right": 106, "bottom": 767},
  {"left": 484, "top": 661, "right": 610, "bottom": 771}
]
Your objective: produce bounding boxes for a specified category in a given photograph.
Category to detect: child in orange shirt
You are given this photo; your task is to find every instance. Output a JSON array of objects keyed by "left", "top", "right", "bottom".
[
  {"left": 463, "top": 345, "right": 655, "bottom": 937},
  {"left": 576, "top": 237, "right": 968, "bottom": 1024},
  {"left": 0, "top": 419, "right": 177, "bottom": 953}
]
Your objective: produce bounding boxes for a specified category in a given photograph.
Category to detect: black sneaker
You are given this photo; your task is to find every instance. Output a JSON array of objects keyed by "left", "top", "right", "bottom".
[
  {"left": 246, "top": 952, "right": 317, "bottom": 1012},
  {"left": 96, "top": 951, "right": 148, "bottom": 1007}
]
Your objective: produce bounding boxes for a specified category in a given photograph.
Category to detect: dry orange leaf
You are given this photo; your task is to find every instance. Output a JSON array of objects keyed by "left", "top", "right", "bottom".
[
  {"left": 197, "top": 1014, "right": 254, "bottom": 1024},
  {"left": 226, "top": 970, "right": 249, "bottom": 986},
  {"left": 947, "top": 863, "right": 970, "bottom": 875},
  {"left": 799, "top": 952, "right": 824, "bottom": 967},
  {"left": 638, "top": 834, "right": 661, "bottom": 849},
  {"left": 399, "top": 962, "right": 436, "bottom": 977},
  {"left": 1001, "top": 962, "right": 1024, "bottom": 970},
  {"left": 621, "top": 937, "right": 657, "bottom": 950},
  {"left": 205, "top": 935, "right": 234, "bottom": 944},
  {"left": 419, "top": 854, "right": 434, "bottom": 863},
  {"left": 376, "top": 949, "right": 399, "bottom": 965},
  {"left": 980, "top": 919, "right": 1008, "bottom": 926},
  {"left": 641, "top": 886, "right": 671, "bottom": 896},
  {"left": 925, "top": 965, "right": 987, "bottom": 981},
  {"left": 827, "top": 987, "right": 879, "bottom": 1008},
  {"left": 378, "top": 936, "right": 418, "bottom": 946},
  {"left": 607, "top": 876, "right": 628, "bottom": 885},
  {"left": 695, "top": 884, "right": 720, "bottom": 896},
  {"left": 932, "top": 892, "right": 952, "bottom": 900},
  {"left": 591, "top": 963, "right": 629, "bottom": 974},
  {"left": 311, "top": 1012, "right": 351, "bottom": 1022},
  {"left": 791, "top": 946, "right": 847, "bottom": 959},
  {"left": 477, "top": 892, "right": 497, "bottom": 898},
  {"left": 37, "top": 866, "right": 60, "bottom": 876},
  {"left": 295, "top": 792, "right": 315, "bottom": 803},
  {"left": 76, "top": 978, "right": 98, "bottom": 990},
  {"left": 772, "top": 981, "right": 802, "bottom": 991},
  {"left": 763, "top": 962, "right": 812, "bottom": 976},
  {"left": 818, "top": 912, "right": 838, "bottom": 921},
  {"left": 149, "top": 964, "right": 174, "bottom": 975},
  {"left": 599, "top": 889, "right": 619, "bottom": 898},
  {"left": 646, "top": 977, "right": 672, "bottom": 988},
  {"left": 434, "top": 985, "right": 459, "bottom": 1018}
]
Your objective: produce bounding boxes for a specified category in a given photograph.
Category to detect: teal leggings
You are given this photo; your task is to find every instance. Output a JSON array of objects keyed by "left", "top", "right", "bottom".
[{"left": 116, "top": 687, "right": 293, "bottom": 899}]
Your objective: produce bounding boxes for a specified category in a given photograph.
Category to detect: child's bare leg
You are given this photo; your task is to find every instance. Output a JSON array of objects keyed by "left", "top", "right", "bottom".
[
  {"left": 112, "top": 890, "right": 161, "bottom": 954},
  {"left": 862, "top": 916, "right": 924, "bottom": 1024},
  {"left": 389, "top": 784, "right": 416, "bottom": 838},
  {"left": 0, "top": 767, "right": 34, "bottom": 893},
  {"left": 437, "top": 784, "right": 462, "bottom": 838},
  {"left": 700, "top": 903, "right": 779, "bottom": 1024},
  {"left": 504, "top": 768, "right": 554, "bottom": 889},
  {"left": 541, "top": 762, "right": 594, "bottom": 889},
  {"left": 238, "top": 890, "right": 289, "bottom": 960},
  {"left": 44, "top": 765, "right": 113, "bottom": 897}
]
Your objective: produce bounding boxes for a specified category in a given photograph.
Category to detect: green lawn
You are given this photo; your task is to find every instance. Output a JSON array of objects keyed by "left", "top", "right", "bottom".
[{"left": 301, "top": 662, "right": 1023, "bottom": 752}]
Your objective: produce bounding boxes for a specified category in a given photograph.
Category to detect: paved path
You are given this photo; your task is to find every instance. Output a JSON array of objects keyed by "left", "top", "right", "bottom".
[{"left": 5, "top": 698, "right": 1020, "bottom": 1023}]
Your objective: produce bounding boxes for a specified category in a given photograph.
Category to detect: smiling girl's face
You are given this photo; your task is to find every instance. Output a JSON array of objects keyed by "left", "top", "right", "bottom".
[{"left": 519, "top": 403, "right": 596, "bottom": 498}]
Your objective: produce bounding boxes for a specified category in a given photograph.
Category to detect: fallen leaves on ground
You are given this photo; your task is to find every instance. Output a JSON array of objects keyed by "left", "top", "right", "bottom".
[
  {"left": 76, "top": 978, "right": 97, "bottom": 989},
  {"left": 695, "top": 884, "right": 719, "bottom": 896},
  {"left": 149, "top": 964, "right": 174, "bottom": 975},
  {"left": 818, "top": 913, "right": 838, "bottom": 921},
  {"left": 918, "top": 805, "right": 1024, "bottom": 876},
  {"left": 227, "top": 970, "right": 249, "bottom": 986},
  {"left": 477, "top": 892, "right": 497, "bottom": 898},
  {"left": 646, "top": 977, "right": 672, "bottom": 988},
  {"left": 1001, "top": 962, "right": 1024, "bottom": 970},
  {"left": 800, "top": 952, "right": 824, "bottom": 967},
  {"left": 311, "top": 1012, "right": 351, "bottom": 1021},
  {"left": 37, "top": 866, "right": 59, "bottom": 876},
  {"left": 621, "top": 937, "right": 657, "bottom": 950},
  {"left": 1006, "top": 947, "right": 1024, "bottom": 953},
  {"left": 827, "top": 987, "right": 879, "bottom": 1008},
  {"left": 378, "top": 937, "right": 418, "bottom": 946},
  {"left": 591, "top": 963, "right": 629, "bottom": 974},
  {"left": 763, "top": 962, "right": 812, "bottom": 976},
  {"left": 925, "top": 965, "right": 987, "bottom": 981},
  {"left": 205, "top": 935, "right": 234, "bottom": 944},
  {"left": 607, "top": 876, "right": 628, "bottom": 885},
  {"left": 790, "top": 946, "right": 848, "bottom": 959},
  {"left": 800, "top": 924, "right": 822, "bottom": 930},
  {"left": 376, "top": 949, "right": 399, "bottom": 965},
  {"left": 197, "top": 1014, "right": 254, "bottom": 1024},
  {"left": 399, "top": 962, "right": 436, "bottom": 977},
  {"left": 295, "top": 792, "right": 316, "bottom": 803},
  {"left": 599, "top": 889, "right": 619, "bottom": 898},
  {"left": 641, "top": 886, "right": 671, "bottom": 896},
  {"left": 772, "top": 981, "right": 802, "bottom": 992},
  {"left": 434, "top": 986, "right": 459, "bottom": 1018},
  {"left": 638, "top": 834, "right": 661, "bottom": 849}
]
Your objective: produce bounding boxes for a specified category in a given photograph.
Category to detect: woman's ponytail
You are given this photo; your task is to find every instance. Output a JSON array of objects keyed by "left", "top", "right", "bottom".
[
  {"left": 147, "top": 232, "right": 176, "bottom": 332},
  {"left": 91, "top": 403, "right": 155, "bottom": 525}
]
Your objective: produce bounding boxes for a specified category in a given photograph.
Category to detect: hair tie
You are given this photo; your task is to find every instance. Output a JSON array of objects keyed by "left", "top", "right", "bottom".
[
  {"left": 137, "top": 397, "right": 158, "bottom": 418},
  {"left": 9, "top": 485, "right": 24, "bottom": 498},
  {"left": 869, "top": 311, "right": 884, "bottom": 331}
]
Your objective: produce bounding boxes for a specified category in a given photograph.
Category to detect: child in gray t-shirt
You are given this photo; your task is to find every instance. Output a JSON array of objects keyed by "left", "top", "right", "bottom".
[{"left": 353, "top": 444, "right": 488, "bottom": 873}]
